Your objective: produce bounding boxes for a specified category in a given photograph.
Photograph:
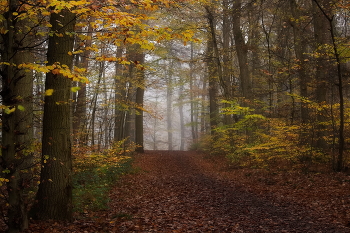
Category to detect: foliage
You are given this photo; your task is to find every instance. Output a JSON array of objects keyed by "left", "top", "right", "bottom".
[
  {"left": 72, "top": 140, "right": 134, "bottom": 212},
  {"left": 0, "top": 140, "right": 42, "bottom": 225},
  {"left": 196, "top": 100, "right": 334, "bottom": 171}
]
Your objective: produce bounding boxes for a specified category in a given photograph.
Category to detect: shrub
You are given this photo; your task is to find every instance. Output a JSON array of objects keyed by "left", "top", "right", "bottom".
[{"left": 72, "top": 140, "right": 134, "bottom": 212}]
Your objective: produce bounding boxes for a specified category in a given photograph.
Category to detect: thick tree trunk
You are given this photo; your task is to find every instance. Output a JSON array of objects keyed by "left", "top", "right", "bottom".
[
  {"left": 32, "top": 8, "right": 76, "bottom": 221},
  {"left": 0, "top": 1, "right": 34, "bottom": 231},
  {"left": 206, "top": 24, "right": 219, "bottom": 135},
  {"left": 232, "top": 0, "right": 252, "bottom": 101},
  {"left": 114, "top": 46, "right": 126, "bottom": 142}
]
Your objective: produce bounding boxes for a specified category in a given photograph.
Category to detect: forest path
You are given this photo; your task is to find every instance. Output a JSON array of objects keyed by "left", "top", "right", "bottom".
[{"left": 107, "top": 150, "right": 349, "bottom": 232}]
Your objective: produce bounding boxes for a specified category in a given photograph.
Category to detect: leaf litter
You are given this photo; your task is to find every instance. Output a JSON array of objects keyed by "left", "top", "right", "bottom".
[{"left": 25, "top": 150, "right": 350, "bottom": 232}]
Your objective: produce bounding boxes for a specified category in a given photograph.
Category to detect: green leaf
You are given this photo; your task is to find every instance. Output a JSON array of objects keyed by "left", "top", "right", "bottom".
[
  {"left": 17, "top": 105, "right": 25, "bottom": 111},
  {"left": 71, "top": 86, "right": 81, "bottom": 92},
  {"left": 2, "top": 169, "right": 10, "bottom": 174},
  {"left": 4, "top": 107, "right": 16, "bottom": 114}
]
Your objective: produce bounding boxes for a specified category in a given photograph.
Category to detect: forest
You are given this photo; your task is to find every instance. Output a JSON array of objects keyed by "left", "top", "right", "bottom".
[{"left": 1, "top": 0, "right": 350, "bottom": 232}]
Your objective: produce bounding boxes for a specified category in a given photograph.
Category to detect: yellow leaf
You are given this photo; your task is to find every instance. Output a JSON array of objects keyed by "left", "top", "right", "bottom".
[
  {"left": 4, "top": 107, "right": 16, "bottom": 114},
  {"left": 71, "top": 86, "right": 81, "bottom": 92},
  {"left": 45, "top": 89, "right": 54, "bottom": 96},
  {"left": 42, "top": 11, "right": 51, "bottom": 16}
]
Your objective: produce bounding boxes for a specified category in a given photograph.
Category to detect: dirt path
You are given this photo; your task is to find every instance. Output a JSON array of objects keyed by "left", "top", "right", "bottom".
[
  {"left": 25, "top": 150, "right": 350, "bottom": 232},
  {"left": 107, "top": 151, "right": 349, "bottom": 232}
]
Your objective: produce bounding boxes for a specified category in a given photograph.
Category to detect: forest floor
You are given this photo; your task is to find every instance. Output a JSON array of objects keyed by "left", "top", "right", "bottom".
[{"left": 26, "top": 150, "right": 350, "bottom": 232}]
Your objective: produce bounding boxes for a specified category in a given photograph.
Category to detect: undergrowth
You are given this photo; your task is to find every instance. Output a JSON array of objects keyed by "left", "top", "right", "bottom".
[
  {"left": 72, "top": 140, "right": 135, "bottom": 213},
  {"left": 192, "top": 100, "right": 344, "bottom": 173}
]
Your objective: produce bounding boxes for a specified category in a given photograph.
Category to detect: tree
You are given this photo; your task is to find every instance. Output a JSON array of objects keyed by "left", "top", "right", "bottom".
[
  {"left": 313, "top": 0, "right": 346, "bottom": 171},
  {"left": 0, "top": 0, "right": 34, "bottom": 231},
  {"left": 32, "top": 7, "right": 76, "bottom": 221},
  {"left": 134, "top": 49, "right": 146, "bottom": 153}
]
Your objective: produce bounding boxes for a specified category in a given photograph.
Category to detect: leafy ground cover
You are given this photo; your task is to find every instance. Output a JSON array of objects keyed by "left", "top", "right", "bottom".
[{"left": 24, "top": 150, "right": 350, "bottom": 232}]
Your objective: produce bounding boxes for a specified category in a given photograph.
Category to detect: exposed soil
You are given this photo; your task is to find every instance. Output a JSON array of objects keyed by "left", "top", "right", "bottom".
[{"left": 25, "top": 150, "right": 350, "bottom": 232}]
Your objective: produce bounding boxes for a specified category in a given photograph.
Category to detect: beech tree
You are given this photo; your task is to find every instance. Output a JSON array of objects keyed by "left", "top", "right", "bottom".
[
  {"left": 31, "top": 7, "right": 76, "bottom": 221},
  {"left": 0, "top": 0, "right": 35, "bottom": 231}
]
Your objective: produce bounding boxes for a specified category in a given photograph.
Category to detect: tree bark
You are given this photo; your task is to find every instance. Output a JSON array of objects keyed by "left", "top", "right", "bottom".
[
  {"left": 114, "top": 46, "right": 126, "bottom": 142},
  {"left": 134, "top": 48, "right": 145, "bottom": 153},
  {"left": 166, "top": 59, "right": 174, "bottom": 150},
  {"left": 179, "top": 81, "right": 185, "bottom": 151},
  {"left": 232, "top": 0, "right": 252, "bottom": 101},
  {"left": 72, "top": 18, "right": 92, "bottom": 145},
  {"left": 312, "top": 0, "right": 332, "bottom": 150},
  {"left": 32, "top": 8, "right": 76, "bottom": 221},
  {"left": 290, "top": 0, "right": 311, "bottom": 124},
  {"left": 206, "top": 19, "right": 219, "bottom": 135},
  {"left": 0, "top": 1, "right": 34, "bottom": 231}
]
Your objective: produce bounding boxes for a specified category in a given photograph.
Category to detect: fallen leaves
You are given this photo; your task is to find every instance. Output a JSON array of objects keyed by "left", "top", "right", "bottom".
[{"left": 23, "top": 150, "right": 350, "bottom": 232}]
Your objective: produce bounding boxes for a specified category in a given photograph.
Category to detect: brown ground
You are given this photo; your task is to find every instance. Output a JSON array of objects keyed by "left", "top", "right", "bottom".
[{"left": 26, "top": 150, "right": 350, "bottom": 232}]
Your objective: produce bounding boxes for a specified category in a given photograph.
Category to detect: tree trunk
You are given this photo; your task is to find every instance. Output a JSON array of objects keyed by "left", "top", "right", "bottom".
[
  {"left": 313, "top": 0, "right": 345, "bottom": 171},
  {"left": 290, "top": 0, "right": 310, "bottom": 124},
  {"left": 206, "top": 19, "right": 219, "bottom": 135},
  {"left": 179, "top": 81, "right": 185, "bottom": 151},
  {"left": 166, "top": 61, "right": 173, "bottom": 150},
  {"left": 90, "top": 61, "right": 104, "bottom": 150},
  {"left": 114, "top": 46, "right": 126, "bottom": 142},
  {"left": 312, "top": 0, "right": 332, "bottom": 150},
  {"left": 134, "top": 51, "right": 145, "bottom": 153},
  {"left": 32, "top": 8, "right": 76, "bottom": 221},
  {"left": 189, "top": 43, "right": 199, "bottom": 143},
  {"left": 1, "top": 1, "right": 34, "bottom": 231},
  {"left": 222, "top": 0, "right": 234, "bottom": 125},
  {"left": 72, "top": 18, "right": 92, "bottom": 145},
  {"left": 232, "top": 0, "right": 252, "bottom": 100}
]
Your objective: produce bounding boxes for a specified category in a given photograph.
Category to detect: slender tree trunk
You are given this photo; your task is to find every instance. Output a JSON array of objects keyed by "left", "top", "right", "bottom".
[
  {"left": 222, "top": 0, "right": 233, "bottom": 125},
  {"left": 32, "top": 8, "right": 76, "bottom": 221},
  {"left": 200, "top": 75, "right": 208, "bottom": 133},
  {"left": 73, "top": 18, "right": 92, "bottom": 145},
  {"left": 312, "top": 0, "right": 331, "bottom": 150},
  {"left": 179, "top": 81, "right": 185, "bottom": 151},
  {"left": 152, "top": 95, "right": 159, "bottom": 150},
  {"left": 166, "top": 61, "right": 173, "bottom": 150},
  {"left": 313, "top": 0, "right": 345, "bottom": 171},
  {"left": 90, "top": 61, "right": 104, "bottom": 150},
  {"left": 290, "top": 0, "right": 310, "bottom": 124},
  {"left": 189, "top": 43, "right": 198, "bottom": 142},
  {"left": 134, "top": 51, "right": 145, "bottom": 153}
]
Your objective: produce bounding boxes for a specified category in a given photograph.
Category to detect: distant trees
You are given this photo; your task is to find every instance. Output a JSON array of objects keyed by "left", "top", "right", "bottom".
[{"left": 193, "top": 0, "right": 350, "bottom": 172}]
